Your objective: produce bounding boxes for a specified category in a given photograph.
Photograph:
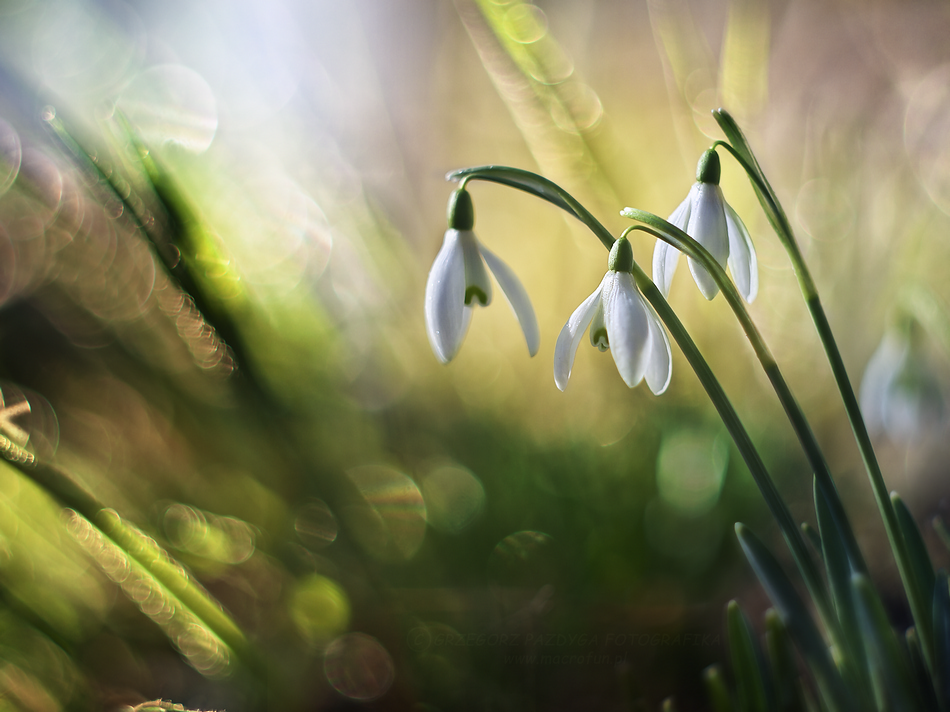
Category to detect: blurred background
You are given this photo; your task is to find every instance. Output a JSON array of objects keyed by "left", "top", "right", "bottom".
[{"left": 0, "top": 0, "right": 949, "bottom": 709}]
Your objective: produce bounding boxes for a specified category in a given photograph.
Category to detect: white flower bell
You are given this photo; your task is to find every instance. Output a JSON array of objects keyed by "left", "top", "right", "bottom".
[
  {"left": 653, "top": 149, "right": 758, "bottom": 302},
  {"left": 554, "top": 236, "right": 672, "bottom": 393},
  {"left": 425, "top": 187, "right": 539, "bottom": 363},
  {"left": 860, "top": 320, "right": 945, "bottom": 441}
]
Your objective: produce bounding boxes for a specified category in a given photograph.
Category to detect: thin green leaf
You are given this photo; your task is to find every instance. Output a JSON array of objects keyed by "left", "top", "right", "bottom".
[
  {"left": 801, "top": 522, "right": 822, "bottom": 561},
  {"left": 728, "top": 600, "right": 771, "bottom": 712},
  {"left": 815, "top": 477, "right": 870, "bottom": 695},
  {"left": 934, "top": 517, "right": 950, "bottom": 553},
  {"left": 710, "top": 108, "right": 792, "bottom": 241},
  {"left": 735, "top": 524, "right": 853, "bottom": 712},
  {"left": 851, "top": 573, "right": 922, "bottom": 712},
  {"left": 766, "top": 609, "right": 806, "bottom": 712},
  {"left": 906, "top": 626, "right": 940, "bottom": 711},
  {"left": 934, "top": 570, "right": 950, "bottom": 710},
  {"left": 703, "top": 664, "right": 733, "bottom": 712},
  {"left": 893, "top": 493, "right": 936, "bottom": 645}
]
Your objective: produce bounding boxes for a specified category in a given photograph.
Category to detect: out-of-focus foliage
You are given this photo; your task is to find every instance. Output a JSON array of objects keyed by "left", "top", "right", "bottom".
[{"left": 0, "top": 0, "right": 946, "bottom": 710}]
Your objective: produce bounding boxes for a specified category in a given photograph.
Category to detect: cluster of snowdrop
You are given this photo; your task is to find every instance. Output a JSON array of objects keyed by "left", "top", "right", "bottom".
[
  {"left": 425, "top": 148, "right": 757, "bottom": 394},
  {"left": 425, "top": 137, "right": 948, "bottom": 446},
  {"left": 424, "top": 108, "right": 950, "bottom": 712}
]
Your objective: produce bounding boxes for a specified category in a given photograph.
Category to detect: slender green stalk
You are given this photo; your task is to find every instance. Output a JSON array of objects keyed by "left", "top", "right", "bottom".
[
  {"left": 712, "top": 108, "right": 933, "bottom": 668},
  {"left": 621, "top": 213, "right": 867, "bottom": 583},
  {"left": 446, "top": 167, "right": 839, "bottom": 651},
  {"left": 633, "top": 261, "right": 840, "bottom": 645}
]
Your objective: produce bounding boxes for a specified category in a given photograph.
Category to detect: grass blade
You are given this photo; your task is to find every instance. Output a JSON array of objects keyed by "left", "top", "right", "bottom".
[
  {"left": 735, "top": 523, "right": 853, "bottom": 712},
  {"left": 852, "top": 573, "right": 922, "bottom": 712},
  {"left": 766, "top": 609, "right": 806, "bottom": 712},
  {"left": 893, "top": 493, "right": 937, "bottom": 642},
  {"left": 934, "top": 571, "right": 950, "bottom": 709},
  {"left": 703, "top": 664, "right": 733, "bottom": 712},
  {"left": 728, "top": 600, "right": 771, "bottom": 712}
]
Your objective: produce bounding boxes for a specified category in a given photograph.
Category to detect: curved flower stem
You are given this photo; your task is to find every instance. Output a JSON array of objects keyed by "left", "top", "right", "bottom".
[
  {"left": 446, "top": 166, "right": 840, "bottom": 649},
  {"left": 622, "top": 212, "right": 867, "bottom": 574},
  {"left": 712, "top": 108, "right": 933, "bottom": 669}
]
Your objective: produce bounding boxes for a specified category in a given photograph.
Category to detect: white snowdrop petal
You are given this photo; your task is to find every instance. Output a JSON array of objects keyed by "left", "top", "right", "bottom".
[
  {"left": 425, "top": 230, "right": 467, "bottom": 363},
  {"left": 603, "top": 272, "right": 650, "bottom": 388},
  {"left": 725, "top": 202, "right": 758, "bottom": 303},
  {"left": 652, "top": 240, "right": 681, "bottom": 299},
  {"left": 481, "top": 245, "right": 540, "bottom": 357},
  {"left": 686, "top": 184, "right": 729, "bottom": 300},
  {"left": 458, "top": 230, "right": 493, "bottom": 306},
  {"left": 554, "top": 277, "right": 607, "bottom": 391},
  {"left": 644, "top": 301, "right": 673, "bottom": 395}
]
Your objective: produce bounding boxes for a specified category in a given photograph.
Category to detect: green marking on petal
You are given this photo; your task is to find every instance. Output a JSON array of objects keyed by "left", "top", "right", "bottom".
[
  {"left": 465, "top": 285, "right": 489, "bottom": 306},
  {"left": 591, "top": 327, "right": 609, "bottom": 351}
]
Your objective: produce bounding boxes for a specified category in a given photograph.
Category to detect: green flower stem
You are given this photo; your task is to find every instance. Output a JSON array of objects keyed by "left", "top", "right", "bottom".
[
  {"left": 712, "top": 108, "right": 933, "bottom": 669},
  {"left": 621, "top": 212, "right": 867, "bottom": 582},
  {"left": 446, "top": 166, "right": 839, "bottom": 646},
  {"left": 632, "top": 263, "right": 839, "bottom": 639}
]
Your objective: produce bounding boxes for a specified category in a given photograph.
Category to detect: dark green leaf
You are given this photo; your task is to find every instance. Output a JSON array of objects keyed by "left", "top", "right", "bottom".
[
  {"left": 728, "top": 600, "right": 771, "bottom": 712},
  {"left": 906, "top": 626, "right": 940, "bottom": 711},
  {"left": 934, "top": 570, "right": 950, "bottom": 710},
  {"left": 893, "top": 493, "right": 936, "bottom": 647},
  {"left": 766, "top": 609, "right": 806, "bottom": 712},
  {"left": 934, "top": 517, "right": 950, "bottom": 553},
  {"left": 815, "top": 477, "right": 869, "bottom": 694},
  {"left": 852, "top": 573, "right": 922, "bottom": 712},
  {"left": 703, "top": 664, "right": 733, "bottom": 712},
  {"left": 735, "top": 524, "right": 854, "bottom": 712},
  {"left": 801, "top": 522, "right": 822, "bottom": 561}
]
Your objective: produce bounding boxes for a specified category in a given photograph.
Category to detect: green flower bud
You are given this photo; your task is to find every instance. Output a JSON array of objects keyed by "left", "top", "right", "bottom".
[
  {"left": 447, "top": 188, "right": 475, "bottom": 230},
  {"left": 608, "top": 235, "right": 634, "bottom": 273},
  {"left": 696, "top": 149, "right": 721, "bottom": 185}
]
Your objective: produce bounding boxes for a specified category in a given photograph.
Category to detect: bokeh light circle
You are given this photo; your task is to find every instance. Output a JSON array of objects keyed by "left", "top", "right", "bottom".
[
  {"left": 345, "top": 465, "right": 426, "bottom": 561},
  {"left": 294, "top": 499, "right": 339, "bottom": 549},
  {"left": 0, "top": 118, "right": 21, "bottom": 197},
  {"left": 291, "top": 574, "right": 350, "bottom": 643},
  {"left": 324, "top": 632, "right": 395, "bottom": 701},
  {"left": 655, "top": 429, "right": 728, "bottom": 514},
  {"left": 421, "top": 465, "right": 485, "bottom": 534},
  {"left": 118, "top": 65, "right": 218, "bottom": 153}
]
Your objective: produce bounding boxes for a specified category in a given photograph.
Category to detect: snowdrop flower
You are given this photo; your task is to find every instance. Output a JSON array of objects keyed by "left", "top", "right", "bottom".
[
  {"left": 554, "top": 236, "right": 672, "bottom": 393},
  {"left": 653, "top": 149, "right": 758, "bottom": 302},
  {"left": 425, "top": 187, "right": 539, "bottom": 363},
  {"left": 860, "top": 320, "right": 945, "bottom": 441}
]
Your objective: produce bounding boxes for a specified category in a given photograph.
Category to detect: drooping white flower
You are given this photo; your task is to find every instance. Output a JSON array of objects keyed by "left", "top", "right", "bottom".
[
  {"left": 554, "top": 236, "right": 672, "bottom": 393},
  {"left": 653, "top": 149, "right": 758, "bottom": 302},
  {"left": 425, "top": 187, "right": 539, "bottom": 363},
  {"left": 860, "top": 321, "right": 945, "bottom": 441}
]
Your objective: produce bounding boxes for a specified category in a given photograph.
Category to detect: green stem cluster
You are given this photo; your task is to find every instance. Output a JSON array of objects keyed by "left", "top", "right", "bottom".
[
  {"left": 711, "top": 108, "right": 933, "bottom": 669},
  {"left": 447, "top": 117, "right": 936, "bottom": 706}
]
